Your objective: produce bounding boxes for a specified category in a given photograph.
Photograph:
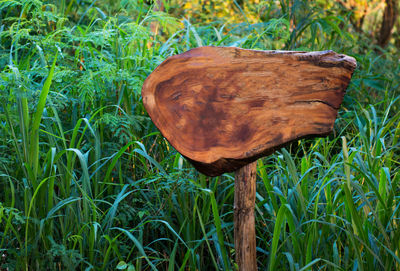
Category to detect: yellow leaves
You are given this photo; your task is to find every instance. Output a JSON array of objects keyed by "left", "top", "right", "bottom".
[
  {"left": 183, "top": 1, "right": 192, "bottom": 9},
  {"left": 179, "top": 0, "right": 262, "bottom": 24}
]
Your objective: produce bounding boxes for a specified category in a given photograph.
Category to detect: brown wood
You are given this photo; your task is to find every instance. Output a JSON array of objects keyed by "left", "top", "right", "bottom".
[
  {"left": 378, "top": 0, "right": 398, "bottom": 48},
  {"left": 234, "top": 162, "right": 257, "bottom": 271},
  {"left": 142, "top": 46, "right": 356, "bottom": 176}
]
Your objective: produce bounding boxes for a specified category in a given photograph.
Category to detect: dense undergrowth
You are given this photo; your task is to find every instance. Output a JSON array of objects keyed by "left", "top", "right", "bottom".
[{"left": 0, "top": 0, "right": 399, "bottom": 270}]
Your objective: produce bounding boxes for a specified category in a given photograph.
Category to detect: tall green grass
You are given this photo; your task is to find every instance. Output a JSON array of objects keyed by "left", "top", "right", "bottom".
[{"left": 0, "top": 0, "right": 399, "bottom": 270}]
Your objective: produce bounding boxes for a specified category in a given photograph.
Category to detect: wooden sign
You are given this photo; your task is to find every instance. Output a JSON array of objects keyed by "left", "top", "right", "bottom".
[
  {"left": 142, "top": 46, "right": 356, "bottom": 270},
  {"left": 142, "top": 46, "right": 356, "bottom": 176}
]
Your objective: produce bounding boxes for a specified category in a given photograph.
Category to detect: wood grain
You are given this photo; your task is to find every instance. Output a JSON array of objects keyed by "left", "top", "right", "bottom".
[
  {"left": 234, "top": 162, "right": 257, "bottom": 271},
  {"left": 142, "top": 46, "right": 356, "bottom": 176}
]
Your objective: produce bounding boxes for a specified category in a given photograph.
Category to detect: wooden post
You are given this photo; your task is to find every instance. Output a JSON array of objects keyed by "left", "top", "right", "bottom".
[
  {"left": 141, "top": 46, "right": 356, "bottom": 270},
  {"left": 234, "top": 162, "right": 258, "bottom": 270}
]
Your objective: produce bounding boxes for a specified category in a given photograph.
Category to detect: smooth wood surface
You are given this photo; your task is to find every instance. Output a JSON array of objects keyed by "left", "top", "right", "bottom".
[
  {"left": 142, "top": 46, "right": 356, "bottom": 176},
  {"left": 234, "top": 162, "right": 257, "bottom": 271}
]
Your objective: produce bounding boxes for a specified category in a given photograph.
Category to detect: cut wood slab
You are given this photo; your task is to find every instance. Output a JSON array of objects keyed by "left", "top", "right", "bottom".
[{"left": 142, "top": 46, "right": 356, "bottom": 176}]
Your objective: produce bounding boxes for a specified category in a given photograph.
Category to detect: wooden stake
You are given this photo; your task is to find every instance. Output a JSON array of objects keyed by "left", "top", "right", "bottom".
[
  {"left": 234, "top": 161, "right": 257, "bottom": 270},
  {"left": 142, "top": 46, "right": 356, "bottom": 269}
]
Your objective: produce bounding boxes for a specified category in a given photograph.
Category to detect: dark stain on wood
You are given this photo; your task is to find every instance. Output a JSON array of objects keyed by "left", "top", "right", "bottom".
[
  {"left": 248, "top": 99, "right": 265, "bottom": 107},
  {"left": 236, "top": 124, "right": 252, "bottom": 142}
]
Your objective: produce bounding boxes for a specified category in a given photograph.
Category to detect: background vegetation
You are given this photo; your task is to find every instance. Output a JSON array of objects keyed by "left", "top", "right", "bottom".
[{"left": 0, "top": 0, "right": 399, "bottom": 270}]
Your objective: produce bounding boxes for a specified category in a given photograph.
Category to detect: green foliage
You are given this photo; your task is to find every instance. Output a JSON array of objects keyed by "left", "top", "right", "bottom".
[{"left": 0, "top": 0, "right": 399, "bottom": 270}]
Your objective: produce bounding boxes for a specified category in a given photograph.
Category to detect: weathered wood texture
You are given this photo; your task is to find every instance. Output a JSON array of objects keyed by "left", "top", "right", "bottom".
[
  {"left": 142, "top": 46, "right": 356, "bottom": 176},
  {"left": 234, "top": 162, "right": 257, "bottom": 271}
]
